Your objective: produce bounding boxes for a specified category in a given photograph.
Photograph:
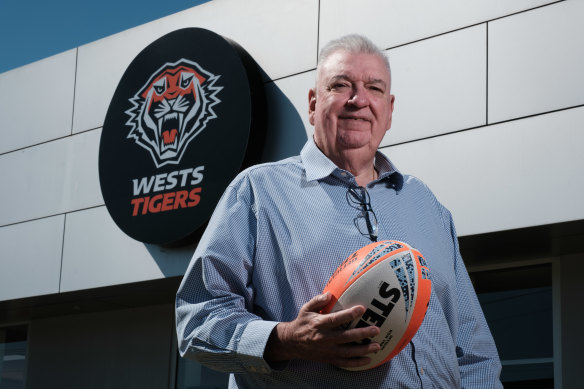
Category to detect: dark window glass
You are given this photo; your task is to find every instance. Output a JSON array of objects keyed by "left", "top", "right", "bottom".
[
  {"left": 472, "top": 264, "right": 553, "bottom": 388},
  {"left": 0, "top": 325, "right": 28, "bottom": 389}
]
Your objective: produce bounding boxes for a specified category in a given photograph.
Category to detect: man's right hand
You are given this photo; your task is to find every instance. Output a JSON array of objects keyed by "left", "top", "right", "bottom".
[{"left": 264, "top": 292, "right": 380, "bottom": 369}]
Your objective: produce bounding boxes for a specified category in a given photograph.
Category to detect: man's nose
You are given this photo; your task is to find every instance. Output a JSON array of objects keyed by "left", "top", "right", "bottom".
[{"left": 347, "top": 86, "right": 368, "bottom": 107}]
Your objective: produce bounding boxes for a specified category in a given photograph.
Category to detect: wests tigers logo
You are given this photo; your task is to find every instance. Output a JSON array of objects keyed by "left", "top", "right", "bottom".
[{"left": 125, "top": 59, "right": 222, "bottom": 168}]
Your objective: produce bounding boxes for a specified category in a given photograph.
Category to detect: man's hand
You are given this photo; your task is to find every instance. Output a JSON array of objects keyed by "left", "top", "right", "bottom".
[{"left": 264, "top": 292, "right": 380, "bottom": 369}]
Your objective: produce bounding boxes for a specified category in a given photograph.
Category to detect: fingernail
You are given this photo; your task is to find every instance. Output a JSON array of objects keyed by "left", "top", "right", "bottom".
[{"left": 354, "top": 305, "right": 365, "bottom": 314}]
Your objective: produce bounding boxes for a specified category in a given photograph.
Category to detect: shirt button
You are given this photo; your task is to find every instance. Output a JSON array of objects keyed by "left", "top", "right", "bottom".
[
  {"left": 249, "top": 366, "right": 257, "bottom": 372},
  {"left": 341, "top": 172, "right": 347, "bottom": 177},
  {"left": 420, "top": 367, "right": 424, "bottom": 375}
]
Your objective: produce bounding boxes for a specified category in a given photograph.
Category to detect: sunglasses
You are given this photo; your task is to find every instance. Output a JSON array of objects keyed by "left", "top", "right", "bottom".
[{"left": 346, "top": 186, "right": 378, "bottom": 242}]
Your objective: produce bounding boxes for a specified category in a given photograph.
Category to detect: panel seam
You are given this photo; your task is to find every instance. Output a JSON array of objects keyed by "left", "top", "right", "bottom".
[
  {"left": 379, "top": 103, "right": 584, "bottom": 149},
  {"left": 58, "top": 213, "right": 67, "bottom": 293},
  {"left": 383, "top": 0, "right": 565, "bottom": 52},
  {"left": 71, "top": 48, "right": 79, "bottom": 135},
  {"left": 0, "top": 204, "right": 105, "bottom": 229}
]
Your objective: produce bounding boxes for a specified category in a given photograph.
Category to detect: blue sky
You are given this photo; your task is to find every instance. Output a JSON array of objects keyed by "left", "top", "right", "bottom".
[{"left": 0, "top": 0, "right": 210, "bottom": 74}]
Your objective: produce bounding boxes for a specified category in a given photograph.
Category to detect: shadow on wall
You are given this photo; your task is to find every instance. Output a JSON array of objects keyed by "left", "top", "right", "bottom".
[
  {"left": 145, "top": 242, "right": 198, "bottom": 278},
  {"left": 262, "top": 81, "right": 308, "bottom": 163}
]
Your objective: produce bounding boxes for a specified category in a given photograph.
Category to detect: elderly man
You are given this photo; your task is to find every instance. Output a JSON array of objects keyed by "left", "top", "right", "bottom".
[{"left": 176, "top": 34, "right": 502, "bottom": 388}]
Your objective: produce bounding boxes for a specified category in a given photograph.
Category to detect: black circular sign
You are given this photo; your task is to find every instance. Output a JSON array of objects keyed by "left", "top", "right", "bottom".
[{"left": 99, "top": 28, "right": 265, "bottom": 245}]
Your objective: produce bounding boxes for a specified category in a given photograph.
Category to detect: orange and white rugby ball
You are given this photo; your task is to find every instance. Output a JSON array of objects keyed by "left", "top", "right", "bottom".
[{"left": 322, "top": 240, "right": 432, "bottom": 371}]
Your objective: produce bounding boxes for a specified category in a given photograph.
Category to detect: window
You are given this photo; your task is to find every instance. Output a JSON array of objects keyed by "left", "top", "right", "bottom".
[
  {"left": 0, "top": 325, "right": 28, "bottom": 389},
  {"left": 472, "top": 264, "right": 553, "bottom": 388}
]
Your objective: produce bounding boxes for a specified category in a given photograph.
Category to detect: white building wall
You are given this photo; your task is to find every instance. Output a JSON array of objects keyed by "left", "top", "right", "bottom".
[{"left": 1, "top": 0, "right": 582, "bottom": 300}]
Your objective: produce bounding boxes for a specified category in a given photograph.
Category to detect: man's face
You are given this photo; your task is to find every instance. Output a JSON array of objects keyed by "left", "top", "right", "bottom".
[{"left": 309, "top": 50, "right": 395, "bottom": 160}]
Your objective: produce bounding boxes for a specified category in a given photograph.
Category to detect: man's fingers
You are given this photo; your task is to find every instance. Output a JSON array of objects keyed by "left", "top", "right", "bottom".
[
  {"left": 302, "top": 295, "right": 369, "bottom": 332},
  {"left": 302, "top": 292, "right": 332, "bottom": 313},
  {"left": 269, "top": 294, "right": 382, "bottom": 365},
  {"left": 304, "top": 297, "right": 380, "bottom": 340},
  {"left": 316, "top": 305, "right": 380, "bottom": 343},
  {"left": 338, "top": 323, "right": 380, "bottom": 343},
  {"left": 322, "top": 304, "right": 365, "bottom": 327}
]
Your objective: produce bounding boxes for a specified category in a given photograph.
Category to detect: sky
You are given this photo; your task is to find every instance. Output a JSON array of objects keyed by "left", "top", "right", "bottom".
[{"left": 0, "top": 0, "right": 210, "bottom": 74}]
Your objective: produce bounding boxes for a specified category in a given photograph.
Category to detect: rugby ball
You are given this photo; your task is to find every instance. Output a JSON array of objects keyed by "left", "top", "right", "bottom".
[{"left": 322, "top": 240, "right": 431, "bottom": 371}]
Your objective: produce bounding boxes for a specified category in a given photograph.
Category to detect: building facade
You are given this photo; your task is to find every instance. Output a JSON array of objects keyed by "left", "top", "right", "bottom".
[{"left": 1, "top": 0, "right": 583, "bottom": 387}]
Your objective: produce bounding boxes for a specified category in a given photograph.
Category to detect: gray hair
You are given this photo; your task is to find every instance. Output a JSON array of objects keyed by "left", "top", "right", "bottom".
[{"left": 317, "top": 34, "right": 391, "bottom": 84}]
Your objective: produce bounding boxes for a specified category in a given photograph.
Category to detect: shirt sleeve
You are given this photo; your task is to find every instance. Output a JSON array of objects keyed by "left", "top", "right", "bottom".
[
  {"left": 445, "top": 209, "right": 504, "bottom": 388},
  {"left": 175, "top": 175, "right": 277, "bottom": 374}
]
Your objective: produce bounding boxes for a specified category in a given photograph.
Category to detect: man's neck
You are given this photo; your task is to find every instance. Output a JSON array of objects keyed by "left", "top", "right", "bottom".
[
  {"left": 330, "top": 149, "right": 377, "bottom": 187},
  {"left": 312, "top": 137, "right": 378, "bottom": 187}
]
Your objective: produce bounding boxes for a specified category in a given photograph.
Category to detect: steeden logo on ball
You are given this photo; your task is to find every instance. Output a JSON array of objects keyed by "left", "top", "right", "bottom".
[{"left": 99, "top": 28, "right": 265, "bottom": 245}]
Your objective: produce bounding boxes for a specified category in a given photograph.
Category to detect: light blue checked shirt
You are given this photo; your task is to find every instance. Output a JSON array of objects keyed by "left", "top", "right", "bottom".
[{"left": 176, "top": 139, "right": 502, "bottom": 388}]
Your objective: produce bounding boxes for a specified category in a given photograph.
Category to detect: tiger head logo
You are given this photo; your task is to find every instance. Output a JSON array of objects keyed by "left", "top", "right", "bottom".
[{"left": 125, "top": 59, "right": 222, "bottom": 168}]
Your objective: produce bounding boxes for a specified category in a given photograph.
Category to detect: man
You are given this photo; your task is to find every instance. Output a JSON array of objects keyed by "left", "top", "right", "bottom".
[{"left": 176, "top": 34, "right": 502, "bottom": 388}]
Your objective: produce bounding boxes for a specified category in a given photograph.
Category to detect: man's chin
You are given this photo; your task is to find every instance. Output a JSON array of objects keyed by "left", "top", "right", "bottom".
[{"left": 337, "top": 133, "right": 373, "bottom": 150}]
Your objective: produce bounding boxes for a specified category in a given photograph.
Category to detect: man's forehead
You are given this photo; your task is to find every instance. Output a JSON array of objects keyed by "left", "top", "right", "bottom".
[
  {"left": 329, "top": 74, "right": 387, "bottom": 85},
  {"left": 318, "top": 51, "right": 390, "bottom": 83}
]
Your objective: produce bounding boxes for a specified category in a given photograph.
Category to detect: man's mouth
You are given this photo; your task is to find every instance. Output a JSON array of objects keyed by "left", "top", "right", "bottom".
[{"left": 339, "top": 115, "right": 370, "bottom": 122}]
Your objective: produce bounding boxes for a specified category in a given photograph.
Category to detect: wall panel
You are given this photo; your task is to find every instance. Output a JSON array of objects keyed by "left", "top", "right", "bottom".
[
  {"left": 0, "top": 130, "right": 103, "bottom": 226},
  {"left": 381, "top": 106, "right": 584, "bottom": 236},
  {"left": 488, "top": 0, "right": 584, "bottom": 123},
  {"left": 383, "top": 25, "right": 486, "bottom": 146},
  {"left": 60, "top": 206, "right": 193, "bottom": 292},
  {"left": 0, "top": 50, "right": 76, "bottom": 154},
  {"left": 0, "top": 216, "right": 63, "bottom": 301}
]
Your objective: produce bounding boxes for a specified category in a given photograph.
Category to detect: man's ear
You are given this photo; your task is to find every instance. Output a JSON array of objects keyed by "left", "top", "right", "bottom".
[
  {"left": 308, "top": 88, "right": 316, "bottom": 126},
  {"left": 386, "top": 94, "right": 395, "bottom": 130}
]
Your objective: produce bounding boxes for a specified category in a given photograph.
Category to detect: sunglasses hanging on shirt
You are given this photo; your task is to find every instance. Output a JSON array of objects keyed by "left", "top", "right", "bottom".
[{"left": 346, "top": 186, "right": 379, "bottom": 242}]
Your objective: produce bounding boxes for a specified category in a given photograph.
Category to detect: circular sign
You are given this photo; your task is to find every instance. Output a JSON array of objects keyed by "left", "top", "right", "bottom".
[{"left": 99, "top": 28, "right": 265, "bottom": 245}]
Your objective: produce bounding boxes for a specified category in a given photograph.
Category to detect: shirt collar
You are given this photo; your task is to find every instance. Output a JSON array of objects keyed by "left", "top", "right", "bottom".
[{"left": 300, "top": 138, "right": 402, "bottom": 186}]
